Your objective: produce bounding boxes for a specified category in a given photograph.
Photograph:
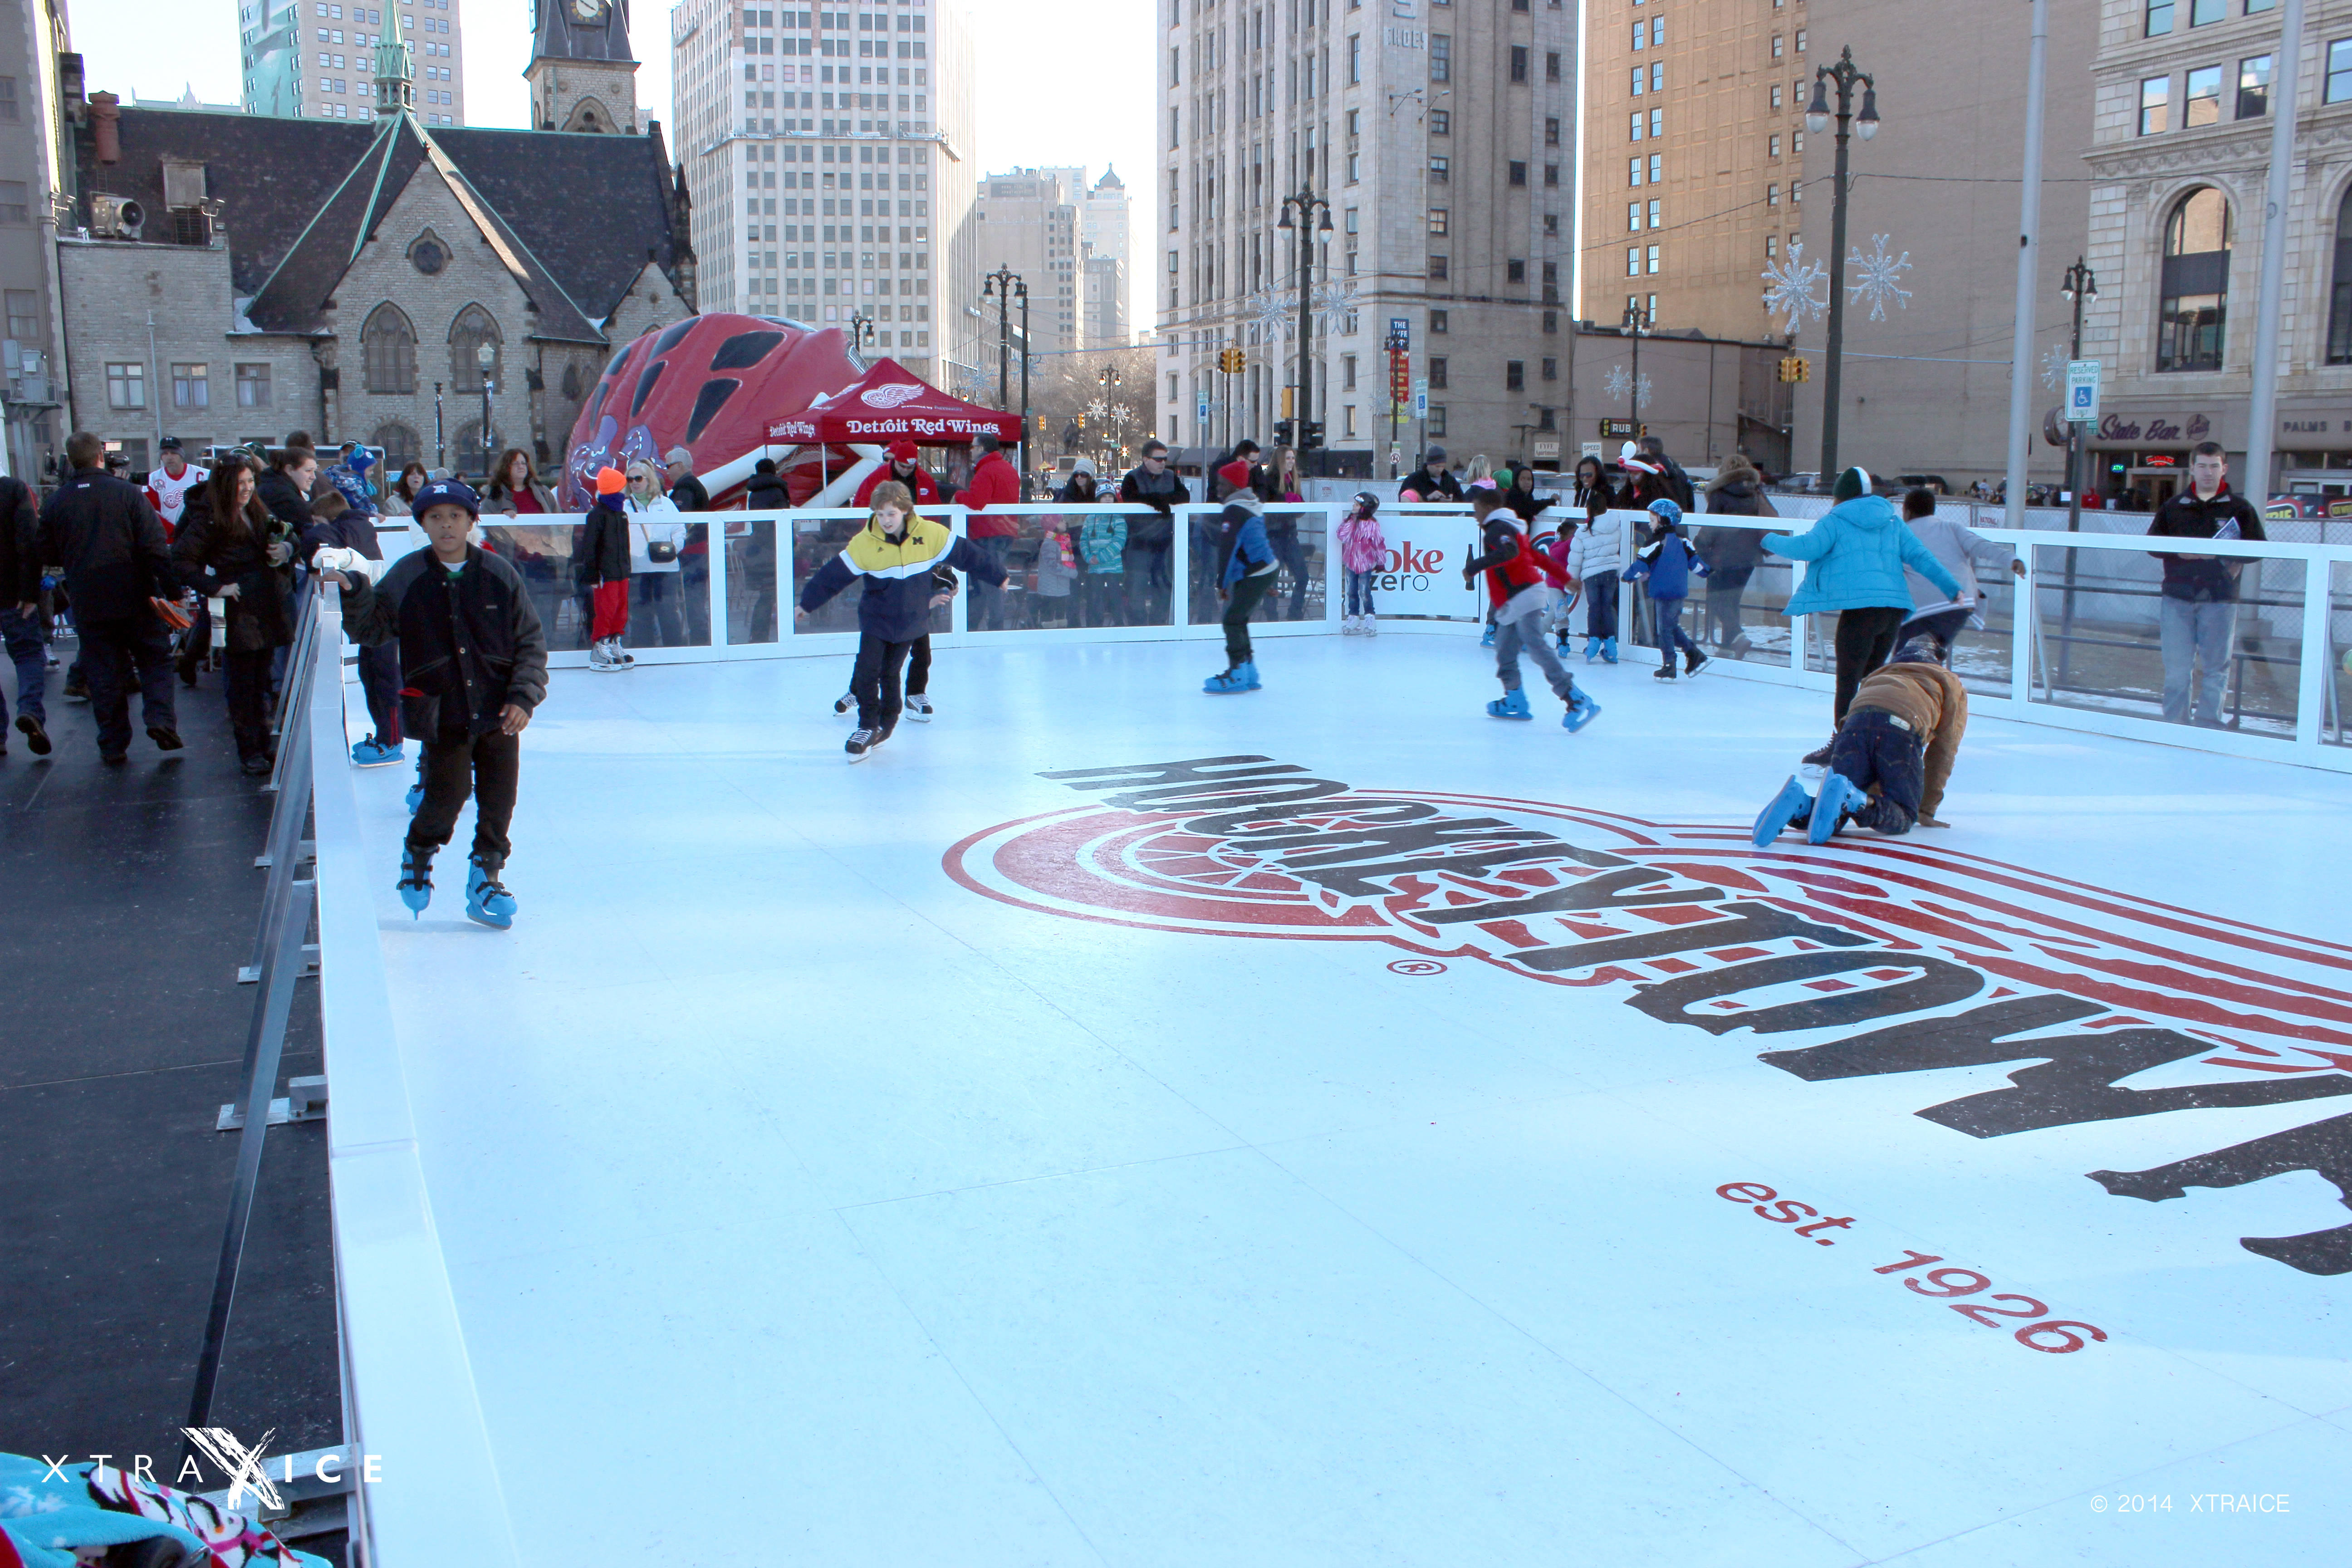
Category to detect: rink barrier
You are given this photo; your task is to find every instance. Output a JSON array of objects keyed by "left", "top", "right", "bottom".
[{"left": 457, "top": 499, "right": 2352, "bottom": 772}]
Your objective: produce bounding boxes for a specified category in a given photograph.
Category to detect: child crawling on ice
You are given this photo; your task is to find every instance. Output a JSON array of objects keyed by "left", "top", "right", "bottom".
[{"left": 1753, "top": 635, "right": 1969, "bottom": 846}]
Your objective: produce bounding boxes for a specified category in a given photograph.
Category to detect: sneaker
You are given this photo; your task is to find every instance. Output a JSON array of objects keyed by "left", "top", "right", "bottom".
[
  {"left": 833, "top": 689, "right": 855, "bottom": 715},
  {"left": 64, "top": 671, "right": 88, "bottom": 702},
  {"left": 240, "top": 752, "right": 272, "bottom": 776},
  {"left": 466, "top": 857, "right": 518, "bottom": 930},
  {"left": 846, "top": 726, "right": 883, "bottom": 762},
  {"left": 906, "top": 693, "right": 934, "bottom": 722},
  {"left": 351, "top": 735, "right": 402, "bottom": 767},
  {"left": 147, "top": 726, "right": 185, "bottom": 752},
  {"left": 397, "top": 843, "right": 434, "bottom": 915},
  {"left": 15, "top": 714, "right": 50, "bottom": 756},
  {"left": 99, "top": 749, "right": 127, "bottom": 765}
]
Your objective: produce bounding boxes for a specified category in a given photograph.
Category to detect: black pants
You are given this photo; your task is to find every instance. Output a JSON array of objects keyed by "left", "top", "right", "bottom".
[
  {"left": 79, "top": 616, "right": 177, "bottom": 756},
  {"left": 223, "top": 647, "right": 276, "bottom": 761},
  {"left": 1832, "top": 605, "right": 1909, "bottom": 725},
  {"left": 409, "top": 728, "right": 521, "bottom": 871},
  {"left": 1123, "top": 543, "right": 1171, "bottom": 624},
  {"left": 177, "top": 600, "right": 214, "bottom": 676},
  {"left": 1898, "top": 606, "right": 1971, "bottom": 654},
  {"left": 1797, "top": 710, "right": 1925, "bottom": 836},
  {"left": 907, "top": 635, "right": 931, "bottom": 697},
  {"left": 851, "top": 632, "right": 916, "bottom": 730},
  {"left": 1223, "top": 569, "right": 1277, "bottom": 667},
  {"left": 1705, "top": 569, "right": 1754, "bottom": 646}
]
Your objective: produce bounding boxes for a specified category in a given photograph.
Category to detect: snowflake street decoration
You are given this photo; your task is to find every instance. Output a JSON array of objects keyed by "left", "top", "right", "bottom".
[
  {"left": 1604, "top": 365, "right": 1653, "bottom": 410},
  {"left": 1845, "top": 234, "right": 1914, "bottom": 322},
  {"left": 1248, "top": 286, "right": 1298, "bottom": 339},
  {"left": 2039, "top": 344, "right": 2071, "bottom": 390},
  {"left": 1761, "top": 240, "right": 1830, "bottom": 334},
  {"left": 1312, "top": 275, "right": 1362, "bottom": 332}
]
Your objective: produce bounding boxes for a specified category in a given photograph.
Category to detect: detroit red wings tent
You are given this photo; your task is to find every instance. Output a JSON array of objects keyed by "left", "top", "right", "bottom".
[{"left": 763, "top": 358, "right": 1021, "bottom": 447}]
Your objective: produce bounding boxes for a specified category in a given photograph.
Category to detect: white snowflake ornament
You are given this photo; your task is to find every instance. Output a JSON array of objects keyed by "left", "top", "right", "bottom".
[
  {"left": 1846, "top": 234, "right": 1914, "bottom": 322},
  {"left": 1762, "top": 240, "right": 1830, "bottom": 333}
]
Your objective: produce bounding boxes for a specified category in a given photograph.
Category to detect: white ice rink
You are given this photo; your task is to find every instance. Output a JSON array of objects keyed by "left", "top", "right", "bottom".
[{"left": 350, "top": 634, "right": 2352, "bottom": 1566}]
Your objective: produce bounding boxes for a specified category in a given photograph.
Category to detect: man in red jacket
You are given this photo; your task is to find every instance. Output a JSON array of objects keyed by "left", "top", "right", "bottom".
[
  {"left": 856, "top": 439, "right": 942, "bottom": 509},
  {"left": 954, "top": 431, "right": 1021, "bottom": 629}
]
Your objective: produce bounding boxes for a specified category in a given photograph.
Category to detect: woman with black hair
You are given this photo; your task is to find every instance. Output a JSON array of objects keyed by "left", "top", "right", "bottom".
[{"left": 172, "top": 459, "right": 294, "bottom": 774}]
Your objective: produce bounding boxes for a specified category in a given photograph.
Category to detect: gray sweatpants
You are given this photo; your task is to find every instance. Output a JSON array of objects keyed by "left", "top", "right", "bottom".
[{"left": 1495, "top": 589, "right": 1576, "bottom": 701}]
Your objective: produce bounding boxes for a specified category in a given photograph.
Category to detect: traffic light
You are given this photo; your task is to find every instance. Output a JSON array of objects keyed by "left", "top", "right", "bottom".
[
  {"left": 1777, "top": 354, "right": 1811, "bottom": 383},
  {"left": 1274, "top": 419, "right": 1296, "bottom": 447},
  {"left": 1217, "top": 348, "right": 1246, "bottom": 374},
  {"left": 1301, "top": 420, "right": 1325, "bottom": 452}
]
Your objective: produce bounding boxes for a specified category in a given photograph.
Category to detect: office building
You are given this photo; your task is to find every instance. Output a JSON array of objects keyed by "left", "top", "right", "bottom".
[
  {"left": 669, "top": 0, "right": 978, "bottom": 383},
  {"left": 2, "top": 0, "right": 71, "bottom": 480},
  {"left": 1157, "top": 0, "right": 1577, "bottom": 469},
  {"left": 241, "top": 0, "right": 468, "bottom": 126},
  {"left": 976, "top": 167, "right": 1083, "bottom": 357}
]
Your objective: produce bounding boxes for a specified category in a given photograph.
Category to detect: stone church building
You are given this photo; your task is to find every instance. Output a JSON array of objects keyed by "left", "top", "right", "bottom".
[{"left": 56, "top": 2, "right": 692, "bottom": 479}]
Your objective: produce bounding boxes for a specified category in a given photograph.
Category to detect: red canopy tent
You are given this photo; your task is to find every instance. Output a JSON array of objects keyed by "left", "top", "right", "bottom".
[{"left": 763, "top": 358, "right": 1020, "bottom": 447}]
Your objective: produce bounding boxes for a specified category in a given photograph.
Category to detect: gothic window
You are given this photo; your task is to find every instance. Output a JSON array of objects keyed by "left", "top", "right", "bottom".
[
  {"left": 407, "top": 228, "right": 448, "bottom": 276},
  {"left": 370, "top": 420, "right": 421, "bottom": 472},
  {"left": 449, "top": 303, "right": 503, "bottom": 388},
  {"left": 362, "top": 303, "right": 416, "bottom": 394}
]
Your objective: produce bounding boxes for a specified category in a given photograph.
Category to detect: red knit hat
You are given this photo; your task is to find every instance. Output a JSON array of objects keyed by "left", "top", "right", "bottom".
[
  {"left": 1218, "top": 459, "right": 1253, "bottom": 492},
  {"left": 888, "top": 438, "right": 918, "bottom": 461}
]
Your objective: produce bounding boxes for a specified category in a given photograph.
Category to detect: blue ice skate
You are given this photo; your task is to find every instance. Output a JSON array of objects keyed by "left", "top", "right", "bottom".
[
  {"left": 404, "top": 755, "right": 426, "bottom": 814},
  {"left": 1809, "top": 772, "right": 1867, "bottom": 845},
  {"left": 1480, "top": 624, "right": 1497, "bottom": 648},
  {"left": 1583, "top": 636, "right": 1600, "bottom": 663},
  {"left": 466, "top": 856, "right": 518, "bottom": 930},
  {"left": 1486, "top": 688, "right": 1534, "bottom": 720},
  {"left": 396, "top": 844, "right": 433, "bottom": 916},
  {"left": 1563, "top": 688, "right": 1603, "bottom": 732},
  {"left": 1203, "top": 661, "right": 1261, "bottom": 694},
  {"left": 351, "top": 734, "right": 402, "bottom": 767},
  {"left": 1601, "top": 637, "right": 1619, "bottom": 663},
  {"left": 1752, "top": 774, "right": 1813, "bottom": 847}
]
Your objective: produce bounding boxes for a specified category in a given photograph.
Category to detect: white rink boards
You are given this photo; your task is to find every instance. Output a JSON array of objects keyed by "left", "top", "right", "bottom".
[{"left": 355, "top": 635, "right": 2352, "bottom": 1566}]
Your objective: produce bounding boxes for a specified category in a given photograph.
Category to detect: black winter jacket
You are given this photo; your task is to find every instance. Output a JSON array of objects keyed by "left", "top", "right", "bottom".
[
  {"left": 1401, "top": 466, "right": 1464, "bottom": 502},
  {"left": 255, "top": 469, "right": 314, "bottom": 534},
  {"left": 341, "top": 546, "right": 549, "bottom": 737},
  {"left": 2148, "top": 485, "right": 2266, "bottom": 603},
  {"left": 0, "top": 475, "right": 37, "bottom": 604},
  {"left": 745, "top": 474, "right": 791, "bottom": 510},
  {"left": 1117, "top": 465, "right": 1189, "bottom": 548},
  {"left": 39, "top": 467, "right": 176, "bottom": 620},
  {"left": 173, "top": 505, "right": 295, "bottom": 651},
  {"left": 299, "top": 507, "right": 385, "bottom": 568},
  {"left": 576, "top": 495, "right": 634, "bottom": 585}
]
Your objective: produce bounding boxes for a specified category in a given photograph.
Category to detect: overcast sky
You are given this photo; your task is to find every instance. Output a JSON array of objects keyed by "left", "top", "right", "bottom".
[{"left": 70, "top": 0, "right": 1155, "bottom": 331}]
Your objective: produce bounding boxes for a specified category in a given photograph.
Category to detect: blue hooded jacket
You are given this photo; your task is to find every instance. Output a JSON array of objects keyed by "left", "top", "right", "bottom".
[{"left": 1763, "top": 494, "right": 1960, "bottom": 617}]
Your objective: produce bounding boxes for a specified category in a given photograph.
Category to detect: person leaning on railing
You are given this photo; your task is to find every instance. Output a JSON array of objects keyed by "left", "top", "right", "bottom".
[
  {"left": 2146, "top": 439, "right": 2265, "bottom": 730},
  {"left": 1116, "top": 440, "right": 1187, "bottom": 623}
]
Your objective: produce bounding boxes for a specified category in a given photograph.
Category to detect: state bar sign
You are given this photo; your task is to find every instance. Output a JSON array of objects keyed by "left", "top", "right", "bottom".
[{"left": 945, "top": 755, "right": 2352, "bottom": 1275}]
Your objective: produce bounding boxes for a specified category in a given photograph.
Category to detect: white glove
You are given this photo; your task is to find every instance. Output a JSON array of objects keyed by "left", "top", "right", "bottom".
[{"left": 312, "top": 546, "right": 386, "bottom": 583}]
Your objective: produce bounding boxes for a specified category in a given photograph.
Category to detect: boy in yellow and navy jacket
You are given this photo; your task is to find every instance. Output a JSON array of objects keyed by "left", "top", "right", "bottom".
[{"left": 796, "top": 479, "right": 1005, "bottom": 761}]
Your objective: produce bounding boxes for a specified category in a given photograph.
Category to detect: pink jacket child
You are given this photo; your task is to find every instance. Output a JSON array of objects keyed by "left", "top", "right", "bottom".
[{"left": 1337, "top": 491, "right": 1388, "bottom": 632}]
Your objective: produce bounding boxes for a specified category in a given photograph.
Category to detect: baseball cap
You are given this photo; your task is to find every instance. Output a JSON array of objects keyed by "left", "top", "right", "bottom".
[{"left": 411, "top": 477, "right": 482, "bottom": 520}]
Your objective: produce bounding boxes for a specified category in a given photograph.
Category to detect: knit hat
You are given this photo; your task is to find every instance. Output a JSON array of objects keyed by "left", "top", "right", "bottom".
[
  {"left": 888, "top": 438, "right": 919, "bottom": 461},
  {"left": 1889, "top": 637, "right": 1948, "bottom": 667},
  {"left": 1833, "top": 466, "right": 1873, "bottom": 502},
  {"left": 1071, "top": 456, "right": 1097, "bottom": 478},
  {"left": 1218, "top": 459, "right": 1253, "bottom": 492},
  {"left": 595, "top": 466, "right": 627, "bottom": 495},
  {"left": 1423, "top": 445, "right": 1447, "bottom": 466},
  {"left": 1646, "top": 497, "right": 1683, "bottom": 529},
  {"left": 411, "top": 477, "right": 481, "bottom": 520}
]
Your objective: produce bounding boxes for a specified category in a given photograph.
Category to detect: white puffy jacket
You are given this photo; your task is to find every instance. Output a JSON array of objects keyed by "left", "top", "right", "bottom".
[{"left": 1566, "top": 518, "right": 1627, "bottom": 581}]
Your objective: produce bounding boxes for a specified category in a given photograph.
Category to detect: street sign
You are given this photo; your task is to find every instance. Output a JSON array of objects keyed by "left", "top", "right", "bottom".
[
  {"left": 1196, "top": 389, "right": 1210, "bottom": 425},
  {"left": 1599, "top": 418, "right": 1644, "bottom": 438},
  {"left": 1388, "top": 316, "right": 1410, "bottom": 350},
  {"left": 2065, "top": 359, "right": 2101, "bottom": 424},
  {"left": 1412, "top": 378, "right": 1428, "bottom": 420},
  {"left": 1532, "top": 439, "right": 1561, "bottom": 461}
]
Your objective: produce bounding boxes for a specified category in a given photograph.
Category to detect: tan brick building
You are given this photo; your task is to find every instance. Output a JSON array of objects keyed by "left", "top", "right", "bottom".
[{"left": 59, "top": 40, "right": 693, "bottom": 478}]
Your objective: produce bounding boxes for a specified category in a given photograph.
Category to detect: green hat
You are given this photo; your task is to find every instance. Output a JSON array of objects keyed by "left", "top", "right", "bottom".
[{"left": 1833, "top": 466, "right": 1873, "bottom": 502}]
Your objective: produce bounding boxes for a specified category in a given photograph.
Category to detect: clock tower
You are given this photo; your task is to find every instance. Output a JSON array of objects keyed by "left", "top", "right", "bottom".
[{"left": 525, "top": 0, "right": 642, "bottom": 134}]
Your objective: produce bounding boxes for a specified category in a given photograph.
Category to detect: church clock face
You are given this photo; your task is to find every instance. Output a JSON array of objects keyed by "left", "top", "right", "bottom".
[{"left": 572, "top": 0, "right": 608, "bottom": 20}]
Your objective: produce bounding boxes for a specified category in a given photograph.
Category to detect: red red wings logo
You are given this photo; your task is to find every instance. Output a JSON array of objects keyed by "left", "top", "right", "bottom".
[{"left": 946, "top": 755, "right": 2352, "bottom": 1275}]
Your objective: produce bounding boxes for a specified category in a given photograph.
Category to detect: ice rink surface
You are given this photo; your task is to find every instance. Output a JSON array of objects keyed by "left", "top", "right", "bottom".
[{"left": 353, "top": 634, "right": 2352, "bottom": 1566}]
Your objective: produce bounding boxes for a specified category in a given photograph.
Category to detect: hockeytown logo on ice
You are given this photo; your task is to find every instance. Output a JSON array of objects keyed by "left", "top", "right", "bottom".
[{"left": 945, "top": 755, "right": 2352, "bottom": 1276}]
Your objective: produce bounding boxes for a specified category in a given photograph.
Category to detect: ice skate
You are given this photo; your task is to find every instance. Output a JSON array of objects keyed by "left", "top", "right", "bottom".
[
  {"left": 1809, "top": 773, "right": 1867, "bottom": 844},
  {"left": 1752, "top": 775, "right": 1813, "bottom": 846},
  {"left": 590, "top": 639, "right": 623, "bottom": 672},
  {"left": 1203, "top": 662, "right": 1261, "bottom": 694},
  {"left": 465, "top": 857, "right": 518, "bottom": 930},
  {"left": 1485, "top": 689, "right": 1534, "bottom": 720},
  {"left": 1601, "top": 637, "right": 1619, "bottom": 663},
  {"left": 906, "top": 693, "right": 934, "bottom": 721},
  {"left": 404, "top": 755, "right": 426, "bottom": 815},
  {"left": 1652, "top": 662, "right": 1677, "bottom": 681},
  {"left": 1480, "top": 624, "right": 1496, "bottom": 648},
  {"left": 846, "top": 726, "right": 884, "bottom": 761},
  {"left": 397, "top": 843, "right": 434, "bottom": 916},
  {"left": 1563, "top": 688, "right": 1603, "bottom": 732},
  {"left": 351, "top": 734, "right": 401, "bottom": 766},
  {"left": 833, "top": 688, "right": 855, "bottom": 715},
  {"left": 1684, "top": 648, "right": 1711, "bottom": 678}
]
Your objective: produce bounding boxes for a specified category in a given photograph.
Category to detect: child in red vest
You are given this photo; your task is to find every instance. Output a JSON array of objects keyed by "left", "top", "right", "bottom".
[{"left": 1461, "top": 483, "right": 1600, "bottom": 731}]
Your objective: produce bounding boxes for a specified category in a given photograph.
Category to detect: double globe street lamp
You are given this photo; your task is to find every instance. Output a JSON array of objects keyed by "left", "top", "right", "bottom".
[{"left": 1805, "top": 47, "right": 1882, "bottom": 489}]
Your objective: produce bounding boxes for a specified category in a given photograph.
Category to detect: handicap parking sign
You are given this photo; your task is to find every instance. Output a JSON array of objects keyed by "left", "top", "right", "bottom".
[{"left": 2065, "top": 359, "right": 2100, "bottom": 423}]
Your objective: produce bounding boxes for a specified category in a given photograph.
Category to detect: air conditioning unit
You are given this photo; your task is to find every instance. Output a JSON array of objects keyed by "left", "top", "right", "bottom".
[{"left": 89, "top": 193, "right": 145, "bottom": 240}]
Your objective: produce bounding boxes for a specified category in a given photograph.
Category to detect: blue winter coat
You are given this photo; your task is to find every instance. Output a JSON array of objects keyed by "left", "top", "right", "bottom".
[
  {"left": 1624, "top": 534, "right": 1709, "bottom": 600},
  {"left": 1763, "top": 495, "right": 1960, "bottom": 616}
]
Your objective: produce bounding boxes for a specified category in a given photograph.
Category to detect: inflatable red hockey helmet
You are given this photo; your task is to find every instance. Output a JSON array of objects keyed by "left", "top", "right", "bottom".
[{"left": 560, "top": 314, "right": 865, "bottom": 507}]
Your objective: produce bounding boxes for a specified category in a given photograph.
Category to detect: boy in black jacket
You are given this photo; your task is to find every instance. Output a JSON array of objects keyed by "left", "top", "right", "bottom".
[{"left": 318, "top": 478, "right": 548, "bottom": 928}]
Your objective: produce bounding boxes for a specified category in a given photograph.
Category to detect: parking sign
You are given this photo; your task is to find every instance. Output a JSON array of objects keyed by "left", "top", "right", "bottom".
[
  {"left": 2065, "top": 359, "right": 2100, "bottom": 424},
  {"left": 1412, "top": 378, "right": 1429, "bottom": 420}
]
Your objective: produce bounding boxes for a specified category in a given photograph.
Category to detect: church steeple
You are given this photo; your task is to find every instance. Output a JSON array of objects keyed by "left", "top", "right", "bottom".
[
  {"left": 374, "top": 38, "right": 416, "bottom": 119},
  {"left": 526, "top": 0, "right": 642, "bottom": 134}
]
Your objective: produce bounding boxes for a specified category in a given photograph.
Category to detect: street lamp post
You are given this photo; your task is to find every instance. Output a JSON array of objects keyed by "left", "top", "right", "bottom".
[
  {"left": 1620, "top": 300, "right": 1652, "bottom": 439},
  {"left": 433, "top": 382, "right": 444, "bottom": 471},
  {"left": 2059, "top": 255, "right": 2098, "bottom": 537},
  {"left": 848, "top": 310, "right": 876, "bottom": 355},
  {"left": 476, "top": 342, "right": 495, "bottom": 479},
  {"left": 1276, "top": 185, "right": 1334, "bottom": 460},
  {"left": 1805, "top": 46, "right": 1882, "bottom": 489},
  {"left": 983, "top": 264, "right": 1020, "bottom": 414}
]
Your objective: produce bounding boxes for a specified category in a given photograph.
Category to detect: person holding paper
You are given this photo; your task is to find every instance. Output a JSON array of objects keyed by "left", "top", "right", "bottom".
[{"left": 2146, "top": 440, "right": 2265, "bottom": 729}]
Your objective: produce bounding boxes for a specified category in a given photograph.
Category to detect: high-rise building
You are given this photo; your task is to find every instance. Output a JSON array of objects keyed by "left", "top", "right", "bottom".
[
  {"left": 1578, "top": 0, "right": 1808, "bottom": 340},
  {"left": 669, "top": 0, "right": 977, "bottom": 383},
  {"left": 975, "top": 167, "right": 1082, "bottom": 356},
  {"left": 241, "top": 0, "right": 468, "bottom": 126},
  {"left": 1081, "top": 167, "right": 1132, "bottom": 347},
  {"left": 3, "top": 0, "right": 74, "bottom": 480},
  {"left": 1156, "top": 0, "right": 1577, "bottom": 466}
]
